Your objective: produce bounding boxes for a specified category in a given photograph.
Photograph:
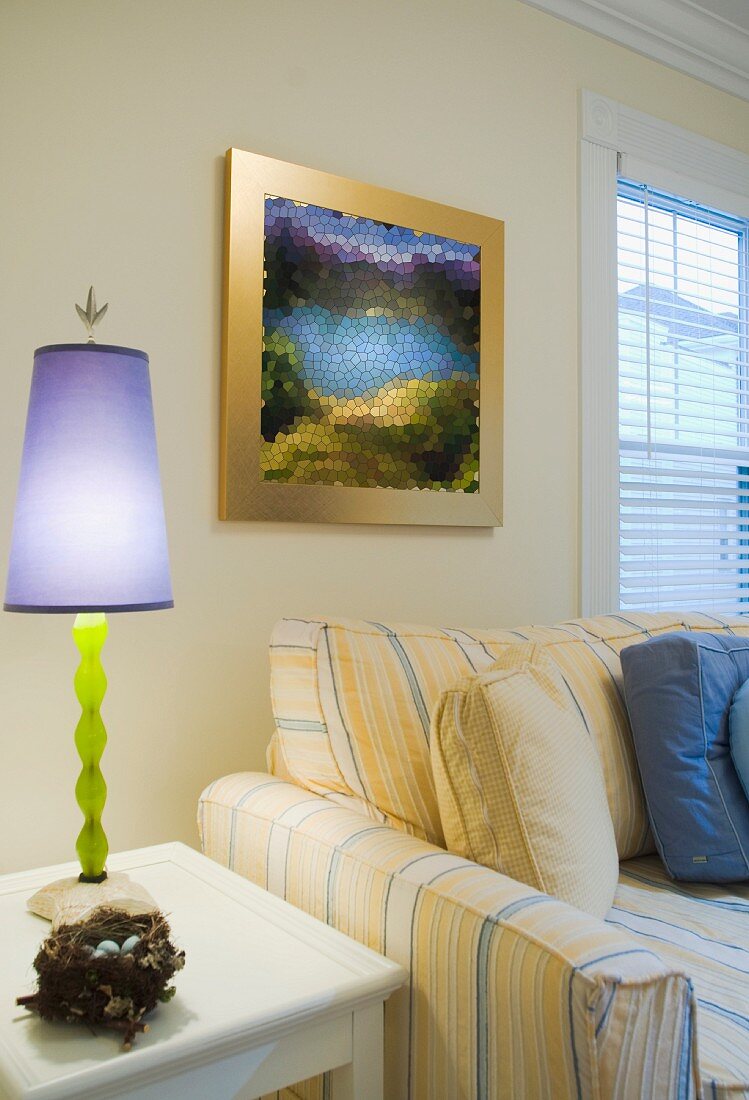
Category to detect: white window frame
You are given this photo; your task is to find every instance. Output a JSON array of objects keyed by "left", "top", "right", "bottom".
[{"left": 580, "top": 91, "right": 749, "bottom": 616}]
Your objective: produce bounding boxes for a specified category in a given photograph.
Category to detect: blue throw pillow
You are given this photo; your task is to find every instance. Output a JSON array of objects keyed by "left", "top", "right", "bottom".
[
  {"left": 729, "top": 678, "right": 749, "bottom": 804},
  {"left": 621, "top": 631, "right": 749, "bottom": 882}
]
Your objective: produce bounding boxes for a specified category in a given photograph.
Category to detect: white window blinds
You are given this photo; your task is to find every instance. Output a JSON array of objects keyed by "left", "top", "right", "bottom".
[{"left": 617, "top": 181, "right": 749, "bottom": 614}]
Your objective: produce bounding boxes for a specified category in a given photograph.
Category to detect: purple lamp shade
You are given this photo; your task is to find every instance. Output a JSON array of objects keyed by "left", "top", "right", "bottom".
[{"left": 4, "top": 343, "right": 173, "bottom": 613}]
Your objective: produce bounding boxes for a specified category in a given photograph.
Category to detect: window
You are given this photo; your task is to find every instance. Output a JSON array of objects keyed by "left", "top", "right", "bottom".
[
  {"left": 617, "top": 182, "right": 749, "bottom": 614},
  {"left": 580, "top": 92, "right": 749, "bottom": 616}
]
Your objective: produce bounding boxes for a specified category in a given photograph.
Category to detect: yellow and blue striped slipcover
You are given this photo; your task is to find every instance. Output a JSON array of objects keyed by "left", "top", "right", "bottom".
[
  {"left": 200, "top": 773, "right": 700, "bottom": 1100},
  {"left": 610, "top": 856, "right": 749, "bottom": 1099},
  {"left": 268, "top": 613, "right": 749, "bottom": 860},
  {"left": 200, "top": 612, "right": 749, "bottom": 1097}
]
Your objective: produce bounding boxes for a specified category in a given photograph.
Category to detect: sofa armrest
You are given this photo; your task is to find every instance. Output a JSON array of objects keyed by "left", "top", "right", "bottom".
[{"left": 199, "top": 773, "right": 697, "bottom": 1100}]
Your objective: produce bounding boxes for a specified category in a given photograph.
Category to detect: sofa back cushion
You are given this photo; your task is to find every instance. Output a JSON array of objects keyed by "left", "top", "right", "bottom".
[{"left": 268, "top": 613, "right": 749, "bottom": 855}]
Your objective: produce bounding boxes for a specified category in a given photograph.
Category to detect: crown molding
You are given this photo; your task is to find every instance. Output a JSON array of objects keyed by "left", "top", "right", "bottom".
[{"left": 520, "top": 0, "right": 749, "bottom": 101}]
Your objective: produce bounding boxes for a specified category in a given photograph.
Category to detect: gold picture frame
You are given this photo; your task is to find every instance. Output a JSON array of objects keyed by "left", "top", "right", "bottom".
[{"left": 221, "top": 147, "right": 504, "bottom": 525}]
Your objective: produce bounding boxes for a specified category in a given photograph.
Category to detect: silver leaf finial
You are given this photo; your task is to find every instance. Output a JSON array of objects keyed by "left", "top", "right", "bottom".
[{"left": 75, "top": 286, "right": 108, "bottom": 342}]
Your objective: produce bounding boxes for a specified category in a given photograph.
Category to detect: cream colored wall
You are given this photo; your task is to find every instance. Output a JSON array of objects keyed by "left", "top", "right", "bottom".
[{"left": 1, "top": 0, "right": 748, "bottom": 873}]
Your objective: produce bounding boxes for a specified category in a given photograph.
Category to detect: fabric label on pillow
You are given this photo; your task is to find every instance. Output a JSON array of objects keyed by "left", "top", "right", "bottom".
[{"left": 621, "top": 632, "right": 749, "bottom": 882}]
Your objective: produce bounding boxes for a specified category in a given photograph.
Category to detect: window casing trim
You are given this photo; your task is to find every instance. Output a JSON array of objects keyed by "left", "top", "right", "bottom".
[{"left": 580, "top": 91, "right": 749, "bottom": 616}]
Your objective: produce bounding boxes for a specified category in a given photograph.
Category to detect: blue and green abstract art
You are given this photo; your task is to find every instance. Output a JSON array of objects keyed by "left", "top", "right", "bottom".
[{"left": 261, "top": 195, "right": 480, "bottom": 492}]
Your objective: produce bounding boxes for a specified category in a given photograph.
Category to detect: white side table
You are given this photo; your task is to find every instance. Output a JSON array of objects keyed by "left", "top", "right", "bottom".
[{"left": 0, "top": 843, "right": 406, "bottom": 1100}]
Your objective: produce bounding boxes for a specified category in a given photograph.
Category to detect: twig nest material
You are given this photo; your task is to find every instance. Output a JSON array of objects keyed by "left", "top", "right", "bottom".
[{"left": 16, "top": 907, "right": 185, "bottom": 1050}]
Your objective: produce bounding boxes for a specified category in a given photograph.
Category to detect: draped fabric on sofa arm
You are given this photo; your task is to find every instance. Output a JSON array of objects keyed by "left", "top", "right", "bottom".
[{"left": 198, "top": 773, "right": 697, "bottom": 1100}]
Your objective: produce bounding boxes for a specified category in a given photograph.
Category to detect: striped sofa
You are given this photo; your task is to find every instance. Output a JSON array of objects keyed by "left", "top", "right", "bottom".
[{"left": 199, "top": 612, "right": 749, "bottom": 1099}]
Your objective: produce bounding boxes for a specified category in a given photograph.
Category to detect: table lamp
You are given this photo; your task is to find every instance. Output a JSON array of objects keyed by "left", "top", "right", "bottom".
[{"left": 4, "top": 290, "right": 173, "bottom": 922}]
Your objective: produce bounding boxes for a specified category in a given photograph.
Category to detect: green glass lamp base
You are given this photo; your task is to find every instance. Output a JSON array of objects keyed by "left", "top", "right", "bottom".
[{"left": 73, "top": 612, "right": 109, "bottom": 882}]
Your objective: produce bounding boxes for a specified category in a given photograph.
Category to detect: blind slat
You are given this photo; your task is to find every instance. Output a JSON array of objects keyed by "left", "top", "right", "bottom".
[
  {"left": 622, "top": 594, "right": 749, "bottom": 607},
  {"left": 622, "top": 529, "right": 749, "bottom": 541}
]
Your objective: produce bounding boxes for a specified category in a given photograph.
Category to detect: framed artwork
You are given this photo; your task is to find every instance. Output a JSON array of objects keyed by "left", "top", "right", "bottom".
[{"left": 221, "top": 148, "right": 503, "bottom": 525}]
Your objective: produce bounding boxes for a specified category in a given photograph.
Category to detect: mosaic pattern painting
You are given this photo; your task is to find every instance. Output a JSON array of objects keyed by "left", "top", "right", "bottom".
[{"left": 261, "top": 195, "right": 481, "bottom": 491}]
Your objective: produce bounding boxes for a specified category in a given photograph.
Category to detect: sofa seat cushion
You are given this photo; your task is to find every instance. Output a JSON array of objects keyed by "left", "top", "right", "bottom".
[
  {"left": 269, "top": 613, "right": 749, "bottom": 856},
  {"left": 610, "top": 855, "right": 749, "bottom": 1096}
]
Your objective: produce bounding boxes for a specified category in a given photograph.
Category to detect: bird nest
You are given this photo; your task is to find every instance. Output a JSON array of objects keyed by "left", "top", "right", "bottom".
[{"left": 17, "top": 907, "right": 185, "bottom": 1049}]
